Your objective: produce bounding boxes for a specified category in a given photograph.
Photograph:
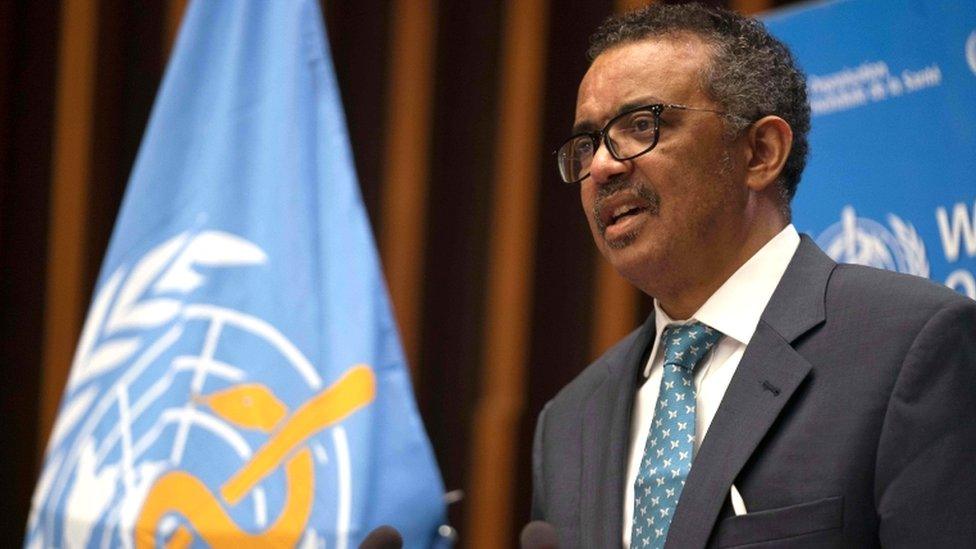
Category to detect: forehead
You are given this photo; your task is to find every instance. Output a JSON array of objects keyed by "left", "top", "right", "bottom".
[{"left": 575, "top": 35, "right": 713, "bottom": 126}]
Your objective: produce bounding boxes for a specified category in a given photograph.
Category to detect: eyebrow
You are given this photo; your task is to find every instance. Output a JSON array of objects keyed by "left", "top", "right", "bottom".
[{"left": 571, "top": 96, "right": 666, "bottom": 135}]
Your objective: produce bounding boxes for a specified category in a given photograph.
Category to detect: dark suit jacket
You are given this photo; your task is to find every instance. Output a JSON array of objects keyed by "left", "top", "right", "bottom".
[{"left": 531, "top": 236, "right": 976, "bottom": 548}]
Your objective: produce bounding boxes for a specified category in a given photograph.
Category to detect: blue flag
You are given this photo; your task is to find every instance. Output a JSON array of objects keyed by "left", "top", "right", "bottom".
[{"left": 26, "top": 1, "right": 446, "bottom": 547}]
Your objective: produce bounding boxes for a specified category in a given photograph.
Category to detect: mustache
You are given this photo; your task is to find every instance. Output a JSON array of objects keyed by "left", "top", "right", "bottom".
[{"left": 592, "top": 178, "right": 660, "bottom": 234}]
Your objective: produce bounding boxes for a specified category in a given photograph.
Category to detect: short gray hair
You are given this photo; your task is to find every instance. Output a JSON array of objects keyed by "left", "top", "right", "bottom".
[{"left": 588, "top": 3, "right": 810, "bottom": 206}]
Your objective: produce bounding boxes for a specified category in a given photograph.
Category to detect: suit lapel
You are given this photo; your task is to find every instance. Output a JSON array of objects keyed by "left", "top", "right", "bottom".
[
  {"left": 664, "top": 321, "right": 812, "bottom": 548},
  {"left": 665, "top": 236, "right": 836, "bottom": 548},
  {"left": 581, "top": 315, "right": 656, "bottom": 548}
]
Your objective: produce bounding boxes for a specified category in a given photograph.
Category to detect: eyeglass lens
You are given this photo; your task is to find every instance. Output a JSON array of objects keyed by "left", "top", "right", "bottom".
[{"left": 557, "top": 107, "right": 660, "bottom": 183}]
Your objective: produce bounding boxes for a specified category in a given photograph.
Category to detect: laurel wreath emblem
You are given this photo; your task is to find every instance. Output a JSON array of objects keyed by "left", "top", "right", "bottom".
[
  {"left": 49, "top": 231, "right": 267, "bottom": 448},
  {"left": 966, "top": 31, "right": 976, "bottom": 76},
  {"left": 887, "top": 213, "right": 929, "bottom": 278}
]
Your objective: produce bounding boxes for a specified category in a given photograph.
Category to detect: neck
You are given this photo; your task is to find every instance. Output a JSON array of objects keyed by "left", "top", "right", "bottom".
[{"left": 654, "top": 217, "right": 787, "bottom": 320}]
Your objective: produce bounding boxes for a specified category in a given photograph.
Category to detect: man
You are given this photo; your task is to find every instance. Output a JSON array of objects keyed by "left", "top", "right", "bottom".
[{"left": 531, "top": 4, "right": 976, "bottom": 548}]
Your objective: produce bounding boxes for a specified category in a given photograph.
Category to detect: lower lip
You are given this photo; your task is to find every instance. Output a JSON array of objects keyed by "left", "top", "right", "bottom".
[{"left": 604, "top": 210, "right": 647, "bottom": 243}]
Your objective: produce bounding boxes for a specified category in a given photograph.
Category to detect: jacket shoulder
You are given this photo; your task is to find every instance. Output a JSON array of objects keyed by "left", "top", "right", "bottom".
[
  {"left": 828, "top": 263, "right": 971, "bottom": 314},
  {"left": 815, "top": 263, "right": 974, "bottom": 367}
]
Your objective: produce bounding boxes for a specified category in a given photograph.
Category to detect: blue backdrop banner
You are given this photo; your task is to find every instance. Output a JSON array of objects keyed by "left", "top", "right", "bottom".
[
  {"left": 765, "top": 0, "right": 976, "bottom": 298},
  {"left": 26, "top": 1, "right": 446, "bottom": 547}
]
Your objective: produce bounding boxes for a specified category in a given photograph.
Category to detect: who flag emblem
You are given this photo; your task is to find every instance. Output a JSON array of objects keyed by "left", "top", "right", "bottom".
[{"left": 26, "top": 1, "right": 447, "bottom": 547}]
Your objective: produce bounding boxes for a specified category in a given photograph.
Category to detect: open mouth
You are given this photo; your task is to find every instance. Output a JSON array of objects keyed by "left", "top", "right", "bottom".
[
  {"left": 607, "top": 204, "right": 648, "bottom": 227},
  {"left": 597, "top": 193, "right": 652, "bottom": 232},
  {"left": 592, "top": 183, "right": 660, "bottom": 249}
]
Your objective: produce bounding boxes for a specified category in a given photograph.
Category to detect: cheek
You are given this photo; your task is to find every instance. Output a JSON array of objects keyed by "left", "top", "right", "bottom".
[
  {"left": 579, "top": 185, "right": 606, "bottom": 242},
  {"left": 646, "top": 155, "right": 706, "bottom": 203},
  {"left": 579, "top": 184, "right": 596, "bottom": 221}
]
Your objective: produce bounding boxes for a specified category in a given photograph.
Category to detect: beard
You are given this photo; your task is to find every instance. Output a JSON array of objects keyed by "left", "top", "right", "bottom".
[{"left": 592, "top": 177, "right": 661, "bottom": 250}]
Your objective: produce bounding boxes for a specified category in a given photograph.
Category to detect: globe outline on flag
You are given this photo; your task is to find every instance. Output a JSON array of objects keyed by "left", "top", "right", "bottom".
[{"left": 28, "top": 231, "right": 372, "bottom": 549}]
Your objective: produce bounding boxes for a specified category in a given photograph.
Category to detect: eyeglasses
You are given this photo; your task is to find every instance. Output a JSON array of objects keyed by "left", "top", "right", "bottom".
[{"left": 555, "top": 103, "right": 725, "bottom": 184}]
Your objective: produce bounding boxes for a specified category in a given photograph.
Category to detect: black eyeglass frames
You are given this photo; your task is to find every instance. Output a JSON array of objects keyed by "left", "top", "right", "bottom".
[{"left": 555, "top": 103, "right": 725, "bottom": 184}]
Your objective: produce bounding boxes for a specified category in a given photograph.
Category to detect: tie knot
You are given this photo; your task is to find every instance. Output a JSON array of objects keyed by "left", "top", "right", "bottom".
[{"left": 661, "top": 322, "right": 722, "bottom": 371}]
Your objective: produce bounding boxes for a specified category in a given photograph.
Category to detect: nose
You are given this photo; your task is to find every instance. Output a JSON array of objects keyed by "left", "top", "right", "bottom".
[{"left": 587, "top": 139, "right": 629, "bottom": 185}]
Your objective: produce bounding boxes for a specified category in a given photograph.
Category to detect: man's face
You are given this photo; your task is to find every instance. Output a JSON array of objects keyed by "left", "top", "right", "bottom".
[{"left": 575, "top": 36, "right": 750, "bottom": 294}]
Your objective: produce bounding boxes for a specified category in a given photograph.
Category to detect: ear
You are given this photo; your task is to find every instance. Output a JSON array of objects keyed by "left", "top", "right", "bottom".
[{"left": 742, "top": 115, "right": 793, "bottom": 193}]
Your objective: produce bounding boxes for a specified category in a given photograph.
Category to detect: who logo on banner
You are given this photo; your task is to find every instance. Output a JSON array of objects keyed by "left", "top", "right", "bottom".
[
  {"left": 816, "top": 206, "right": 929, "bottom": 277},
  {"left": 26, "top": 1, "right": 446, "bottom": 547},
  {"left": 815, "top": 203, "right": 976, "bottom": 299}
]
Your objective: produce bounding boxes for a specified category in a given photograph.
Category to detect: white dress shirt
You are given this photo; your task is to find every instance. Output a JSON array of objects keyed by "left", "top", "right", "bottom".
[{"left": 622, "top": 225, "right": 801, "bottom": 548}]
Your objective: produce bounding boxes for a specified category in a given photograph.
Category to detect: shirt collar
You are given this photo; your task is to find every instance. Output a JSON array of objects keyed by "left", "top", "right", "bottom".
[{"left": 653, "top": 224, "right": 801, "bottom": 346}]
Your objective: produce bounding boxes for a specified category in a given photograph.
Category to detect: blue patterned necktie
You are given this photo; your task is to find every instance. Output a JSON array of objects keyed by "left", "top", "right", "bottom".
[{"left": 631, "top": 322, "right": 723, "bottom": 548}]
